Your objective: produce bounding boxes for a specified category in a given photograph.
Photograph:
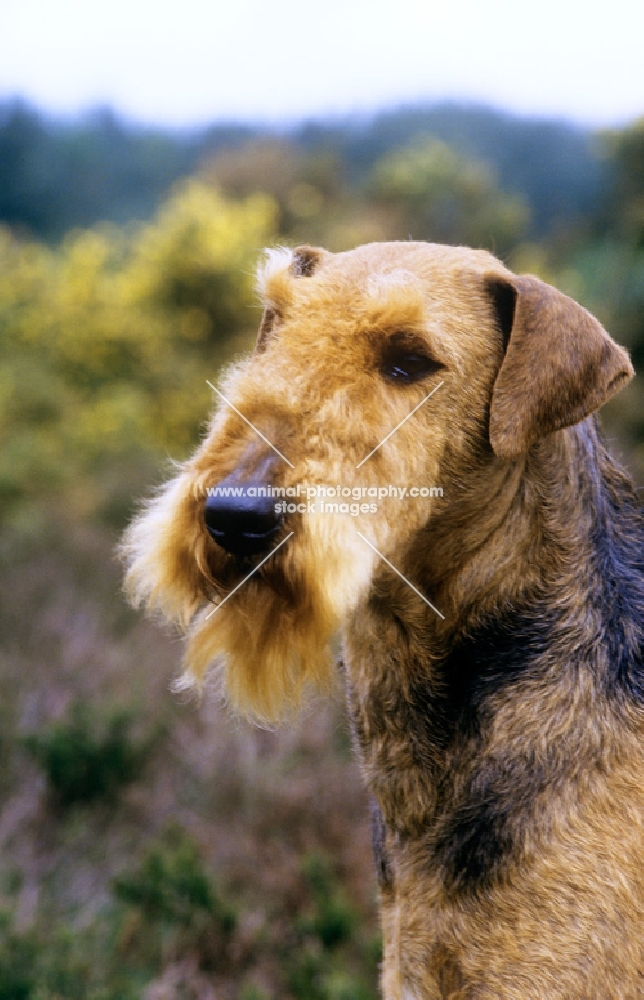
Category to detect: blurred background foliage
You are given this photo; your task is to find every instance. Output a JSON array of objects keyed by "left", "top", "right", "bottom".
[
  {"left": 1, "top": 99, "right": 643, "bottom": 998},
  {"left": 0, "top": 178, "right": 276, "bottom": 531}
]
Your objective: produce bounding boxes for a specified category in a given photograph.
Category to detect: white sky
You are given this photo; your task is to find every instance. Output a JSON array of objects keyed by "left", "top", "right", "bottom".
[{"left": 0, "top": 0, "right": 643, "bottom": 127}]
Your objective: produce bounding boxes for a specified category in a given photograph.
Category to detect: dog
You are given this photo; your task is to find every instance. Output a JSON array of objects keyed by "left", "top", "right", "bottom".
[{"left": 122, "top": 241, "right": 644, "bottom": 998}]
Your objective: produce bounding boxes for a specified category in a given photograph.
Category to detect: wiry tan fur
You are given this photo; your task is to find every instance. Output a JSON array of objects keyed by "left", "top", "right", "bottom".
[{"left": 122, "top": 241, "right": 644, "bottom": 998}]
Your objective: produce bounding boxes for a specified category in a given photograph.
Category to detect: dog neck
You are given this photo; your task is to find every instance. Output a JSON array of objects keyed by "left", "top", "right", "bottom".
[
  {"left": 413, "top": 418, "right": 638, "bottom": 637},
  {"left": 344, "top": 417, "right": 644, "bottom": 853}
]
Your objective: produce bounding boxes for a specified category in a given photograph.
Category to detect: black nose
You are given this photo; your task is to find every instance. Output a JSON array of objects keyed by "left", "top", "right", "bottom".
[{"left": 204, "top": 476, "right": 282, "bottom": 556}]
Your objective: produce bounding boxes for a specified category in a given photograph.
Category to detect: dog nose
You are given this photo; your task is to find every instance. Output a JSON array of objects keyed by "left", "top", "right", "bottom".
[{"left": 204, "top": 477, "right": 282, "bottom": 556}]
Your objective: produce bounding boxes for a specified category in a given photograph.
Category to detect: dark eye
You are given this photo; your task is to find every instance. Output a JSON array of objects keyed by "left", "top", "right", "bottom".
[{"left": 381, "top": 345, "right": 444, "bottom": 383}]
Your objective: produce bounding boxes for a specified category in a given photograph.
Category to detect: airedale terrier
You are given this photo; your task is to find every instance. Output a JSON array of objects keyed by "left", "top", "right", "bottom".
[{"left": 122, "top": 242, "right": 644, "bottom": 998}]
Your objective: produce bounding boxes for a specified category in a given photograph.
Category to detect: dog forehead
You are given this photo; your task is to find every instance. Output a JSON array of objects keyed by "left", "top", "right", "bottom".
[
  {"left": 332, "top": 240, "right": 499, "bottom": 278},
  {"left": 259, "top": 242, "right": 503, "bottom": 314},
  {"left": 320, "top": 243, "right": 503, "bottom": 336},
  {"left": 257, "top": 242, "right": 507, "bottom": 371}
]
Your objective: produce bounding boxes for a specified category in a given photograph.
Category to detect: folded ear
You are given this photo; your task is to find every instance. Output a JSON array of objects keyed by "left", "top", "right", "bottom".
[
  {"left": 487, "top": 274, "right": 634, "bottom": 460},
  {"left": 254, "top": 306, "right": 278, "bottom": 354}
]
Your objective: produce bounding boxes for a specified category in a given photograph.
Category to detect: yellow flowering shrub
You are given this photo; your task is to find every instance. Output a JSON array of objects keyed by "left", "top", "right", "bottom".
[{"left": 0, "top": 181, "right": 277, "bottom": 521}]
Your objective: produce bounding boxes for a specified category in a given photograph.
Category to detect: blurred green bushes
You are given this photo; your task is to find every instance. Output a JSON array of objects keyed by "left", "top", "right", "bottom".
[
  {"left": 113, "top": 827, "right": 238, "bottom": 974},
  {"left": 0, "top": 829, "right": 236, "bottom": 999},
  {"left": 368, "top": 137, "right": 529, "bottom": 252},
  {"left": 25, "top": 704, "right": 152, "bottom": 807},
  {"left": 0, "top": 101, "right": 608, "bottom": 242},
  {"left": 0, "top": 832, "right": 378, "bottom": 999},
  {"left": 284, "top": 853, "right": 379, "bottom": 1000}
]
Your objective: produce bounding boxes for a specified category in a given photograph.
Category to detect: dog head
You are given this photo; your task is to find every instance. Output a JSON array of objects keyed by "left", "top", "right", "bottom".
[{"left": 121, "top": 242, "right": 633, "bottom": 720}]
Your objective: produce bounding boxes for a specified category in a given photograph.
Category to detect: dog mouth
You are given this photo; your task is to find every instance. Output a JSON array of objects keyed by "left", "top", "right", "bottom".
[{"left": 203, "top": 522, "right": 300, "bottom": 607}]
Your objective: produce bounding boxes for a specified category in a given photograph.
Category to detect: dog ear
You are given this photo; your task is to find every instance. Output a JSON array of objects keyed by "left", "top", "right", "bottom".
[
  {"left": 254, "top": 306, "right": 278, "bottom": 354},
  {"left": 254, "top": 246, "right": 324, "bottom": 353},
  {"left": 291, "top": 245, "right": 323, "bottom": 277},
  {"left": 487, "top": 274, "right": 634, "bottom": 459}
]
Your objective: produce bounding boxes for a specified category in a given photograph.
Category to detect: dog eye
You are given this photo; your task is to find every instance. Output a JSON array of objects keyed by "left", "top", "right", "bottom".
[{"left": 381, "top": 347, "right": 443, "bottom": 383}]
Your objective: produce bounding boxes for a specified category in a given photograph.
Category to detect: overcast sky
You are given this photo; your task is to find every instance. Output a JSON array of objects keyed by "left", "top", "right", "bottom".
[{"left": 1, "top": 0, "right": 642, "bottom": 128}]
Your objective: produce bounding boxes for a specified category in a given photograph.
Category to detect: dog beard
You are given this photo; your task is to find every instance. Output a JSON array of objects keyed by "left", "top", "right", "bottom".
[{"left": 180, "top": 514, "right": 377, "bottom": 722}]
